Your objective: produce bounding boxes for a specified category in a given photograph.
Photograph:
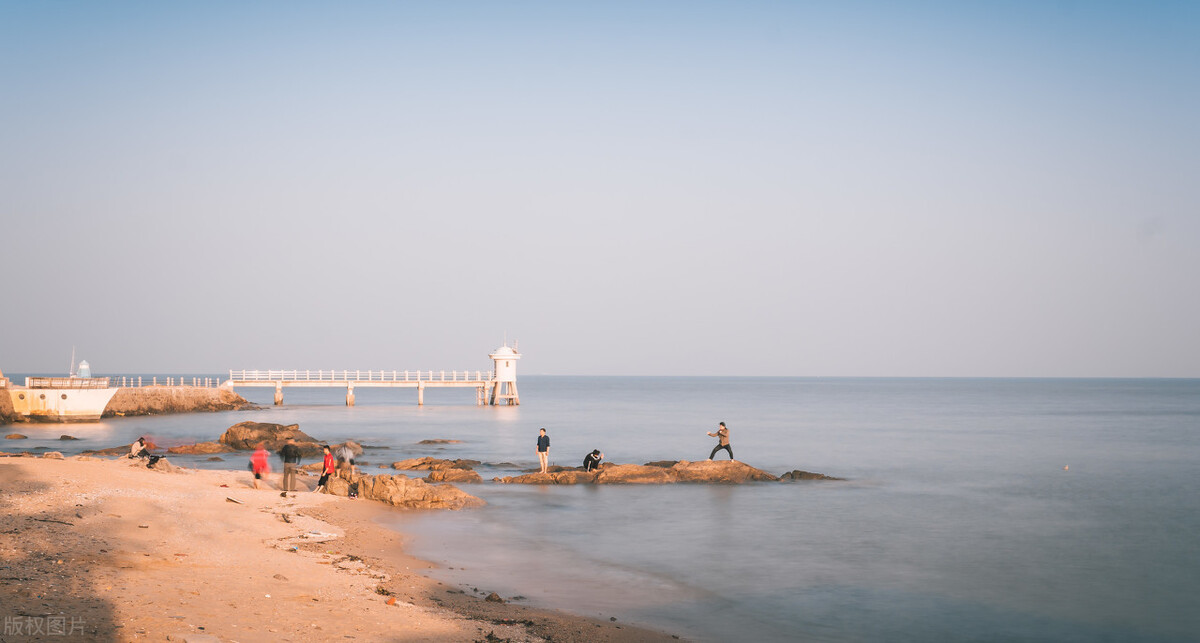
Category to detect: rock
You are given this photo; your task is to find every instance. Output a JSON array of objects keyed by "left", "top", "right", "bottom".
[
  {"left": 42, "top": 451, "right": 64, "bottom": 459},
  {"left": 594, "top": 464, "right": 676, "bottom": 484},
  {"left": 167, "top": 441, "right": 236, "bottom": 455},
  {"left": 497, "top": 460, "right": 782, "bottom": 485},
  {"left": 218, "top": 421, "right": 324, "bottom": 456},
  {"left": 5, "top": 434, "right": 27, "bottom": 439},
  {"left": 392, "top": 457, "right": 480, "bottom": 471},
  {"left": 780, "top": 470, "right": 843, "bottom": 481},
  {"left": 336, "top": 440, "right": 364, "bottom": 456},
  {"left": 425, "top": 469, "right": 483, "bottom": 484},
  {"left": 485, "top": 592, "right": 504, "bottom": 603},
  {"left": 668, "top": 460, "right": 780, "bottom": 483},
  {"left": 643, "top": 460, "right": 679, "bottom": 468},
  {"left": 418, "top": 439, "right": 463, "bottom": 444},
  {"left": 206, "top": 456, "right": 224, "bottom": 462},
  {"left": 59, "top": 435, "right": 80, "bottom": 440},
  {"left": 148, "top": 457, "right": 179, "bottom": 472},
  {"left": 80, "top": 445, "right": 131, "bottom": 456},
  {"left": 327, "top": 472, "right": 484, "bottom": 510}
]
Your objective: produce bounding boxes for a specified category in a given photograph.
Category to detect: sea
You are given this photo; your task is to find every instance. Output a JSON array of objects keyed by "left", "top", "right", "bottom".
[{"left": 8, "top": 375, "right": 1199, "bottom": 642}]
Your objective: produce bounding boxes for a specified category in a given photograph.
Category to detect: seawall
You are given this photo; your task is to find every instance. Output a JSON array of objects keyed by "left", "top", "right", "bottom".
[{"left": 103, "top": 386, "right": 254, "bottom": 417}]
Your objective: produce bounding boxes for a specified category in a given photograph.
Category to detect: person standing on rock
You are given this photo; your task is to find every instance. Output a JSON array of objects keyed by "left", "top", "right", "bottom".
[
  {"left": 279, "top": 438, "right": 302, "bottom": 496},
  {"left": 536, "top": 428, "right": 550, "bottom": 474},
  {"left": 707, "top": 422, "right": 734, "bottom": 461},
  {"left": 250, "top": 443, "right": 271, "bottom": 490}
]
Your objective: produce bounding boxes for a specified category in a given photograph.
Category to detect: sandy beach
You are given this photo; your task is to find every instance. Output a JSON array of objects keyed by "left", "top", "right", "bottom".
[{"left": 0, "top": 455, "right": 684, "bottom": 642}]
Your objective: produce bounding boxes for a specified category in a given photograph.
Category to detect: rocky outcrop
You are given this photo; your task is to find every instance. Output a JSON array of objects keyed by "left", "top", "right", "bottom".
[
  {"left": 392, "top": 457, "right": 481, "bottom": 471},
  {"left": 495, "top": 460, "right": 785, "bottom": 485},
  {"left": 425, "top": 469, "right": 483, "bottom": 484},
  {"left": 5, "top": 434, "right": 27, "bottom": 440},
  {"left": 0, "top": 390, "right": 15, "bottom": 425},
  {"left": 325, "top": 471, "right": 483, "bottom": 510},
  {"left": 166, "top": 441, "right": 235, "bottom": 455},
  {"left": 103, "top": 386, "right": 253, "bottom": 417},
  {"left": 218, "top": 422, "right": 324, "bottom": 456},
  {"left": 780, "top": 470, "right": 843, "bottom": 481}
]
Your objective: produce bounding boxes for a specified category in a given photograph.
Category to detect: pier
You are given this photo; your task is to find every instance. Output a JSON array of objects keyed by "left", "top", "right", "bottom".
[{"left": 223, "top": 345, "right": 522, "bottom": 407}]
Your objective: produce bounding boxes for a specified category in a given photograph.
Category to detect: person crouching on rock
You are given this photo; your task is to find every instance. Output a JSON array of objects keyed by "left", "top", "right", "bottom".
[
  {"left": 250, "top": 443, "right": 271, "bottom": 490},
  {"left": 315, "top": 445, "right": 335, "bottom": 493},
  {"left": 583, "top": 449, "right": 604, "bottom": 472},
  {"left": 129, "top": 437, "right": 150, "bottom": 459},
  {"left": 279, "top": 439, "right": 302, "bottom": 497}
]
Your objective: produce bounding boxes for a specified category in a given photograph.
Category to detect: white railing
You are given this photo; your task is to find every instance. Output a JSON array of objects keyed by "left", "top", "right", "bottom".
[
  {"left": 113, "top": 376, "right": 223, "bottom": 388},
  {"left": 228, "top": 369, "right": 494, "bottom": 383}
]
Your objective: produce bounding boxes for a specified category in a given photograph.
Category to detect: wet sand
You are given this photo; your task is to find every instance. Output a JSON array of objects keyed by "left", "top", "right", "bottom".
[{"left": 0, "top": 456, "right": 685, "bottom": 642}]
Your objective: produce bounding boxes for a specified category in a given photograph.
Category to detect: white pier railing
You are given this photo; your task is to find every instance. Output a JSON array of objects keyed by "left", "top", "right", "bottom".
[{"left": 228, "top": 369, "right": 493, "bottom": 383}]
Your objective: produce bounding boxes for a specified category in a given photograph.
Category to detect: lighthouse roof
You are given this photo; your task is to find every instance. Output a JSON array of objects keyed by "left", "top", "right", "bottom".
[{"left": 490, "top": 345, "right": 520, "bottom": 358}]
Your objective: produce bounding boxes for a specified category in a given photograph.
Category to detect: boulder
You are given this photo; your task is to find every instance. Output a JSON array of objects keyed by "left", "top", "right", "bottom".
[
  {"left": 326, "top": 472, "right": 483, "bottom": 510},
  {"left": 42, "top": 451, "right": 64, "bottom": 460},
  {"left": 80, "top": 445, "right": 132, "bottom": 456},
  {"left": 148, "top": 457, "right": 179, "bottom": 472},
  {"left": 336, "top": 440, "right": 364, "bottom": 456},
  {"left": 426, "top": 469, "right": 483, "bottom": 484},
  {"left": 643, "top": 460, "right": 679, "bottom": 468},
  {"left": 780, "top": 470, "right": 843, "bottom": 481},
  {"left": 5, "top": 434, "right": 27, "bottom": 440},
  {"left": 166, "top": 441, "right": 235, "bottom": 455},
  {"left": 59, "top": 435, "right": 80, "bottom": 440},
  {"left": 218, "top": 422, "right": 323, "bottom": 456},
  {"left": 495, "top": 470, "right": 599, "bottom": 485},
  {"left": 669, "top": 460, "right": 780, "bottom": 483},
  {"left": 593, "top": 464, "right": 676, "bottom": 484},
  {"left": 392, "top": 457, "right": 480, "bottom": 471}
]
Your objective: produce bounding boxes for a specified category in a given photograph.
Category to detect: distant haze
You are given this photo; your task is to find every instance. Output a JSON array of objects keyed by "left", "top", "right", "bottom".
[{"left": 1, "top": 2, "right": 1197, "bottom": 377}]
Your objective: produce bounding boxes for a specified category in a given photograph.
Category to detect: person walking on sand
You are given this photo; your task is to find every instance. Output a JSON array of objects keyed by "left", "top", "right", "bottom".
[
  {"left": 707, "top": 422, "right": 734, "bottom": 461},
  {"left": 536, "top": 428, "right": 550, "bottom": 474},
  {"left": 250, "top": 443, "right": 271, "bottom": 490},
  {"left": 279, "top": 438, "right": 302, "bottom": 496},
  {"left": 315, "top": 445, "right": 335, "bottom": 493}
]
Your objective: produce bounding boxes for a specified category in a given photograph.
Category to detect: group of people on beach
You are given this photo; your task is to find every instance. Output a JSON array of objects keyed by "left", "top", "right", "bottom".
[
  {"left": 251, "top": 440, "right": 357, "bottom": 495},
  {"left": 534, "top": 421, "right": 734, "bottom": 474}
]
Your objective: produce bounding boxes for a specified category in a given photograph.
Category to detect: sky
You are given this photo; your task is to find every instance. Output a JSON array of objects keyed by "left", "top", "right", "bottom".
[{"left": 1, "top": 1, "right": 1197, "bottom": 377}]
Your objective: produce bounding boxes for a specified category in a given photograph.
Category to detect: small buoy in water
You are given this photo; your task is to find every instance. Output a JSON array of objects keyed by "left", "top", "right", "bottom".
[{"left": 1063, "top": 465, "right": 1069, "bottom": 471}]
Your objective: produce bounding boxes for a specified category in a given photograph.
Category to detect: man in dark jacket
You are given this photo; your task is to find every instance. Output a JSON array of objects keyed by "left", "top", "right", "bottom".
[{"left": 279, "top": 439, "right": 303, "bottom": 496}]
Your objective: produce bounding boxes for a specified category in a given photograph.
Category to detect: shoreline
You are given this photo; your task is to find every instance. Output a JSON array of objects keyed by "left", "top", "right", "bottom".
[{"left": 0, "top": 457, "right": 686, "bottom": 642}]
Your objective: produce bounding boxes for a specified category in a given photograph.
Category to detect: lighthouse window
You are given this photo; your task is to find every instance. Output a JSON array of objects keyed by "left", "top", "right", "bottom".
[
  {"left": 61, "top": 394, "right": 68, "bottom": 400},
  {"left": 39, "top": 394, "right": 46, "bottom": 400},
  {"left": 506, "top": 361, "right": 510, "bottom": 367},
  {"left": 17, "top": 393, "right": 24, "bottom": 400}
]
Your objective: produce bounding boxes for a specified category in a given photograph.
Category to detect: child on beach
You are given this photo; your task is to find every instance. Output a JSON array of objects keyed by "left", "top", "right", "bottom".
[
  {"left": 315, "top": 445, "right": 335, "bottom": 493},
  {"left": 250, "top": 443, "right": 270, "bottom": 490}
]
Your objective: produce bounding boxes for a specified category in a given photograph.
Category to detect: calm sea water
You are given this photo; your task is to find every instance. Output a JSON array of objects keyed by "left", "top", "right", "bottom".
[{"left": 11, "top": 376, "right": 1200, "bottom": 642}]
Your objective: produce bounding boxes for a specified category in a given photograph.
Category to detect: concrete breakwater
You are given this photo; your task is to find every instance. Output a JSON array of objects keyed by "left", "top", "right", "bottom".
[{"left": 102, "top": 386, "right": 253, "bottom": 417}]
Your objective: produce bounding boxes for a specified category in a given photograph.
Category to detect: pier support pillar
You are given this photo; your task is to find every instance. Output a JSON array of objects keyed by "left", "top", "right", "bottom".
[
  {"left": 476, "top": 386, "right": 484, "bottom": 406},
  {"left": 417, "top": 382, "right": 425, "bottom": 406},
  {"left": 274, "top": 383, "right": 283, "bottom": 406},
  {"left": 346, "top": 385, "right": 355, "bottom": 407}
]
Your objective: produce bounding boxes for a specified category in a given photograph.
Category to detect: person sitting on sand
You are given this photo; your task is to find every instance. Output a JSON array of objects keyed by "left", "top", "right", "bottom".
[
  {"left": 250, "top": 443, "right": 271, "bottom": 490},
  {"left": 583, "top": 449, "right": 604, "bottom": 472},
  {"left": 315, "top": 445, "right": 335, "bottom": 493},
  {"left": 707, "top": 422, "right": 734, "bottom": 461},
  {"left": 128, "top": 437, "right": 150, "bottom": 459}
]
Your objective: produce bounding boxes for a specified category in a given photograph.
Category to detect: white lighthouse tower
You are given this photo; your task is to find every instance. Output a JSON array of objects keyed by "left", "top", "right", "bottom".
[{"left": 488, "top": 343, "right": 521, "bottom": 405}]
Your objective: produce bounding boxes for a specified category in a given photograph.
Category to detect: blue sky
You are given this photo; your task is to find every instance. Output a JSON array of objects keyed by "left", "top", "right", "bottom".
[{"left": 1, "top": 1, "right": 1197, "bottom": 376}]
